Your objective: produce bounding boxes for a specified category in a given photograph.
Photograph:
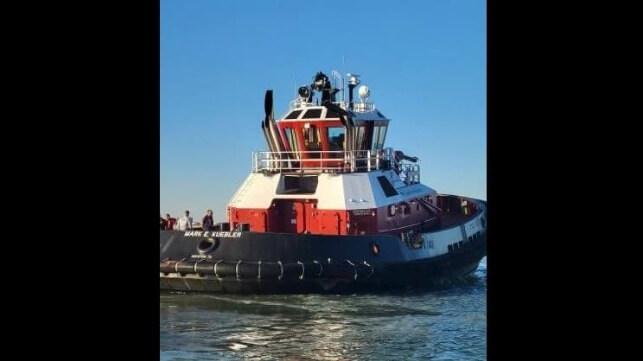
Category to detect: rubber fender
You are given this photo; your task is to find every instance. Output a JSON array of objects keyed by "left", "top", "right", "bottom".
[
  {"left": 175, "top": 261, "right": 197, "bottom": 275},
  {"left": 195, "top": 261, "right": 217, "bottom": 276},
  {"left": 303, "top": 262, "right": 324, "bottom": 278},
  {"left": 323, "top": 262, "right": 356, "bottom": 279},
  {"left": 160, "top": 260, "right": 179, "bottom": 274},
  {"left": 213, "top": 260, "right": 237, "bottom": 278},
  {"left": 281, "top": 262, "right": 302, "bottom": 280},
  {"left": 355, "top": 262, "right": 375, "bottom": 279},
  {"left": 237, "top": 261, "right": 260, "bottom": 279},
  {"left": 258, "top": 262, "right": 282, "bottom": 279}
]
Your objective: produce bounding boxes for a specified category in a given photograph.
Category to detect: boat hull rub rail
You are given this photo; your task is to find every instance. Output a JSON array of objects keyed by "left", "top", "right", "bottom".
[{"left": 160, "top": 259, "right": 372, "bottom": 281}]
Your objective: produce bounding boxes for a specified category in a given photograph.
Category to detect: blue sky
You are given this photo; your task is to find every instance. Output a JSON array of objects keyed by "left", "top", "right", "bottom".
[{"left": 161, "top": 0, "right": 486, "bottom": 221}]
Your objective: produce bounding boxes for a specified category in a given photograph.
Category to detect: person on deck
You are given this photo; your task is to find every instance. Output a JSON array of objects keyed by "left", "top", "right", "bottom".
[
  {"left": 202, "top": 209, "right": 214, "bottom": 231},
  {"left": 177, "top": 210, "right": 193, "bottom": 231},
  {"left": 160, "top": 214, "right": 167, "bottom": 230},
  {"left": 165, "top": 214, "right": 177, "bottom": 230}
]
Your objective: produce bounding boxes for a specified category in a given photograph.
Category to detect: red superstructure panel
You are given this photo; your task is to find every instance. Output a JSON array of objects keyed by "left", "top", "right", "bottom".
[
  {"left": 229, "top": 196, "right": 437, "bottom": 236},
  {"left": 230, "top": 202, "right": 351, "bottom": 235}
]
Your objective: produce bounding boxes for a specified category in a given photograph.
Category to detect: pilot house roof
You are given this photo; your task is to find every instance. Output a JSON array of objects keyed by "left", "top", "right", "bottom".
[{"left": 281, "top": 106, "right": 389, "bottom": 125}]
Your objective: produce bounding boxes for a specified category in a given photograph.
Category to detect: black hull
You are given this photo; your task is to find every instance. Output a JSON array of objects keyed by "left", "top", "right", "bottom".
[{"left": 160, "top": 227, "right": 486, "bottom": 294}]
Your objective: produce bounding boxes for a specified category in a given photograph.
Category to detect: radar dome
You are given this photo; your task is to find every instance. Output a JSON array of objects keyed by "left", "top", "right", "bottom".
[{"left": 358, "top": 85, "right": 370, "bottom": 101}]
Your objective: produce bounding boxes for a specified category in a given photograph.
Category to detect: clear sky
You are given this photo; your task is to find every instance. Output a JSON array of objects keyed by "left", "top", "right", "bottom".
[{"left": 161, "top": 0, "right": 486, "bottom": 222}]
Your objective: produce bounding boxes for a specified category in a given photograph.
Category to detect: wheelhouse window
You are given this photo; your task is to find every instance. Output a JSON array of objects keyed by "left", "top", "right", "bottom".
[
  {"left": 373, "top": 125, "right": 388, "bottom": 151},
  {"left": 355, "top": 126, "right": 366, "bottom": 150},
  {"left": 302, "top": 109, "right": 322, "bottom": 119},
  {"left": 326, "top": 127, "right": 345, "bottom": 158},
  {"left": 284, "top": 128, "right": 299, "bottom": 154},
  {"left": 285, "top": 110, "right": 302, "bottom": 119},
  {"left": 371, "top": 126, "right": 381, "bottom": 152}
]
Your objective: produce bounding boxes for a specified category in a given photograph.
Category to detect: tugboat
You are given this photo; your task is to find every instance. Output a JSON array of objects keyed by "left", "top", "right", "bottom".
[{"left": 160, "top": 71, "right": 486, "bottom": 293}]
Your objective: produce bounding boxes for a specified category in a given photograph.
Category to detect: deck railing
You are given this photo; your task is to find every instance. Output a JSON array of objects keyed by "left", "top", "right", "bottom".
[
  {"left": 252, "top": 148, "right": 421, "bottom": 183},
  {"left": 285, "top": 100, "right": 375, "bottom": 114}
]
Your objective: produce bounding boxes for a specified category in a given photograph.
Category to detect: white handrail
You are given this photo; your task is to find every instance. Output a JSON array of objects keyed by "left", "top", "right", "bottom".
[
  {"left": 251, "top": 148, "right": 421, "bottom": 181},
  {"left": 252, "top": 149, "right": 391, "bottom": 173}
]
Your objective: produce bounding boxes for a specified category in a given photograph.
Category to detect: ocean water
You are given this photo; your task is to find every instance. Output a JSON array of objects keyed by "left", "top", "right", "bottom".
[{"left": 160, "top": 257, "right": 486, "bottom": 361}]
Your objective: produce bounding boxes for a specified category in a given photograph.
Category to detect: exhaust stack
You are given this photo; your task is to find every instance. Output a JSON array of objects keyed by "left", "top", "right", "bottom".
[{"left": 347, "top": 73, "right": 360, "bottom": 110}]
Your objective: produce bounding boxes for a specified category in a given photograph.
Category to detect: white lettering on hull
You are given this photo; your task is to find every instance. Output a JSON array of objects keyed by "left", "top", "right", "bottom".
[{"left": 184, "top": 231, "right": 242, "bottom": 238}]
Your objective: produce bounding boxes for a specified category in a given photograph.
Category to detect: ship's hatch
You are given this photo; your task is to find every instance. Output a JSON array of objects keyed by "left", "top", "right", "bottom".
[{"left": 271, "top": 199, "right": 318, "bottom": 234}]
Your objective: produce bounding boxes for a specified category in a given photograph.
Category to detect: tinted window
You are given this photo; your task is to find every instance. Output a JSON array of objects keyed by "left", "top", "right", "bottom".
[
  {"left": 284, "top": 128, "right": 299, "bottom": 152},
  {"left": 355, "top": 126, "right": 366, "bottom": 150},
  {"left": 375, "top": 125, "right": 387, "bottom": 149},
  {"left": 327, "top": 127, "right": 345, "bottom": 151},
  {"left": 278, "top": 175, "right": 318, "bottom": 194},
  {"left": 302, "top": 109, "right": 322, "bottom": 119},
  {"left": 377, "top": 176, "right": 398, "bottom": 197},
  {"left": 371, "top": 126, "right": 381, "bottom": 152},
  {"left": 285, "top": 110, "right": 302, "bottom": 119}
]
